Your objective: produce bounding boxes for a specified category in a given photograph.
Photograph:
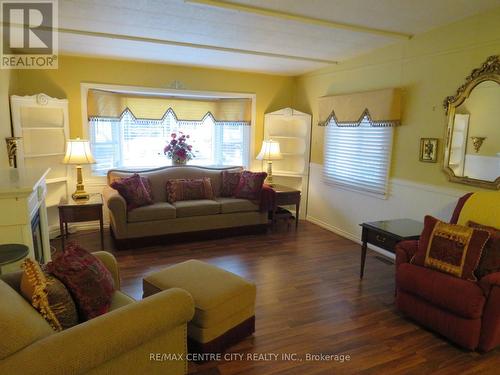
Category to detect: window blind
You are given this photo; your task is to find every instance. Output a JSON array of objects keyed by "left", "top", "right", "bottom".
[
  {"left": 323, "top": 116, "right": 393, "bottom": 196},
  {"left": 89, "top": 110, "right": 250, "bottom": 175}
]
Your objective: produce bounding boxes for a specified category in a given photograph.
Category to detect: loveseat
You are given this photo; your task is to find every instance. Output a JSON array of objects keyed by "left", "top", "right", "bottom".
[
  {"left": 395, "top": 192, "right": 500, "bottom": 352},
  {"left": 0, "top": 251, "right": 194, "bottom": 375},
  {"left": 103, "top": 166, "right": 269, "bottom": 249}
]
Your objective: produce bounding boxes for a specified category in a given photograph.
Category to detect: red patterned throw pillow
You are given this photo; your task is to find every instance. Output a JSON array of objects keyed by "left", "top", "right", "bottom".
[
  {"left": 110, "top": 174, "right": 153, "bottom": 211},
  {"left": 234, "top": 171, "right": 267, "bottom": 200},
  {"left": 412, "top": 216, "right": 490, "bottom": 281},
  {"left": 45, "top": 243, "right": 115, "bottom": 321},
  {"left": 165, "top": 177, "right": 215, "bottom": 203},
  {"left": 221, "top": 171, "right": 242, "bottom": 197},
  {"left": 468, "top": 221, "right": 500, "bottom": 279},
  {"left": 141, "top": 176, "right": 154, "bottom": 200}
]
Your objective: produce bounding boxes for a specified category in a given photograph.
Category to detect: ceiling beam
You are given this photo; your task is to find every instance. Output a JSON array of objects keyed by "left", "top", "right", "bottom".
[
  {"left": 186, "top": 0, "right": 413, "bottom": 40},
  {"left": 49, "top": 27, "right": 337, "bottom": 65}
]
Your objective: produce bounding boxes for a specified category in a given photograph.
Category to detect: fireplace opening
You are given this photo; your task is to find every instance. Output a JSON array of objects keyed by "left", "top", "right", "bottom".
[{"left": 31, "top": 210, "right": 44, "bottom": 263}]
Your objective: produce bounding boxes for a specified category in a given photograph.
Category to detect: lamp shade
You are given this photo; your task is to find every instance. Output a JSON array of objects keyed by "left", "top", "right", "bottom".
[
  {"left": 62, "top": 139, "right": 96, "bottom": 165},
  {"left": 256, "top": 140, "right": 283, "bottom": 161}
]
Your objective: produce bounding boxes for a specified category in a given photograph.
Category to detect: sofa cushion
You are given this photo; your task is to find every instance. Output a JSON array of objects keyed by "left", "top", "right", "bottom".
[
  {"left": 108, "top": 166, "right": 242, "bottom": 202},
  {"left": 0, "top": 279, "right": 54, "bottom": 360},
  {"left": 221, "top": 170, "right": 242, "bottom": 197},
  {"left": 412, "top": 216, "right": 490, "bottom": 281},
  {"left": 127, "top": 202, "right": 176, "bottom": 223},
  {"left": 397, "top": 263, "right": 486, "bottom": 319},
  {"left": 110, "top": 173, "right": 153, "bottom": 211},
  {"left": 173, "top": 200, "right": 221, "bottom": 218},
  {"left": 46, "top": 243, "right": 115, "bottom": 321},
  {"left": 216, "top": 197, "right": 259, "bottom": 214},
  {"left": 20, "top": 259, "right": 78, "bottom": 331},
  {"left": 468, "top": 221, "right": 500, "bottom": 279},
  {"left": 234, "top": 171, "right": 267, "bottom": 200},
  {"left": 166, "top": 178, "right": 214, "bottom": 203}
]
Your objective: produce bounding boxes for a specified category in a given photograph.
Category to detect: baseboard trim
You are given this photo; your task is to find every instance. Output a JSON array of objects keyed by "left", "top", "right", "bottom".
[
  {"left": 49, "top": 222, "right": 109, "bottom": 240},
  {"left": 306, "top": 215, "right": 395, "bottom": 260}
]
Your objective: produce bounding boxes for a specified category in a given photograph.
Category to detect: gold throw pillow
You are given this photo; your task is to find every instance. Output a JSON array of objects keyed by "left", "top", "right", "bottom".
[{"left": 20, "top": 258, "right": 78, "bottom": 331}]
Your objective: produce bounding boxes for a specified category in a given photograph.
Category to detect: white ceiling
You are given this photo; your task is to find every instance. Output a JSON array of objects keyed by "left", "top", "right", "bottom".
[{"left": 58, "top": 0, "right": 500, "bottom": 75}]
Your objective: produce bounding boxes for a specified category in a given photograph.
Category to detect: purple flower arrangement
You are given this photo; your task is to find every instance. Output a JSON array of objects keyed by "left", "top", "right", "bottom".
[{"left": 163, "top": 132, "right": 195, "bottom": 164}]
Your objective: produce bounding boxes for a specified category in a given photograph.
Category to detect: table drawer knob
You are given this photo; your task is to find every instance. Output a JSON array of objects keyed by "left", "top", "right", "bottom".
[{"left": 376, "top": 235, "right": 386, "bottom": 243}]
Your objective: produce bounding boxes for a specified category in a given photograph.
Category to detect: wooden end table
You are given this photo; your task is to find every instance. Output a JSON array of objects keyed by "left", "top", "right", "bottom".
[
  {"left": 271, "top": 184, "right": 301, "bottom": 230},
  {"left": 359, "top": 219, "right": 423, "bottom": 279},
  {"left": 58, "top": 193, "right": 104, "bottom": 250}
]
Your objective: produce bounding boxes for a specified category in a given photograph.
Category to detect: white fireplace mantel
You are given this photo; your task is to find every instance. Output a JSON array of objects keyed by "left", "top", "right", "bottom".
[{"left": 0, "top": 168, "right": 51, "bottom": 273}]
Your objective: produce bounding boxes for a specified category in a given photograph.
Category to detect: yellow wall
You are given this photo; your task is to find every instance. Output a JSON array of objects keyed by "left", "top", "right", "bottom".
[
  {"left": 13, "top": 56, "right": 295, "bottom": 156},
  {"left": 294, "top": 7, "right": 500, "bottom": 188}
]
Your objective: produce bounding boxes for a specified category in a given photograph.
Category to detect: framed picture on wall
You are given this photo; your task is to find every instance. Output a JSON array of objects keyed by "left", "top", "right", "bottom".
[{"left": 419, "top": 138, "right": 438, "bottom": 163}]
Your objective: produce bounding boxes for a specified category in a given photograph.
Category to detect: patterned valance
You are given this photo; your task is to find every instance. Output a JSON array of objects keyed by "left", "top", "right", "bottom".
[
  {"left": 318, "top": 88, "right": 401, "bottom": 127},
  {"left": 87, "top": 89, "right": 252, "bottom": 124}
]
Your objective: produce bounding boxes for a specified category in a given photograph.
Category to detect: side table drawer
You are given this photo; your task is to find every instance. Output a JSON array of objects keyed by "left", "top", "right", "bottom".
[
  {"left": 275, "top": 192, "right": 300, "bottom": 206},
  {"left": 366, "top": 230, "right": 398, "bottom": 252},
  {"left": 59, "top": 206, "right": 101, "bottom": 222}
]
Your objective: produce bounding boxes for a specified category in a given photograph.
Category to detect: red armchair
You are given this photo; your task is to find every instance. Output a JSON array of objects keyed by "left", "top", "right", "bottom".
[{"left": 395, "top": 194, "right": 500, "bottom": 352}]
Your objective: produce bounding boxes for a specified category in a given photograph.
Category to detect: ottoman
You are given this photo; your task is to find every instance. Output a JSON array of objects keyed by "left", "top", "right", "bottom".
[{"left": 143, "top": 259, "right": 256, "bottom": 353}]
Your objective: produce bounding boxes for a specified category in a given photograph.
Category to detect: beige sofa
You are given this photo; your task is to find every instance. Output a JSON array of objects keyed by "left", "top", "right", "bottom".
[
  {"left": 103, "top": 166, "right": 268, "bottom": 249},
  {"left": 0, "top": 252, "right": 194, "bottom": 375}
]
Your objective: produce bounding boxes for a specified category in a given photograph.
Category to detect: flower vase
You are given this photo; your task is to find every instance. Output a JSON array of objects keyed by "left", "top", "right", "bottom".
[{"left": 172, "top": 158, "right": 187, "bottom": 166}]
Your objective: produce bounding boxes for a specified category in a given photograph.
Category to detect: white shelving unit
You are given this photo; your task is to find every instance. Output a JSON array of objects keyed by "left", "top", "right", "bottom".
[
  {"left": 263, "top": 108, "right": 312, "bottom": 219},
  {"left": 10, "top": 94, "right": 70, "bottom": 208}
]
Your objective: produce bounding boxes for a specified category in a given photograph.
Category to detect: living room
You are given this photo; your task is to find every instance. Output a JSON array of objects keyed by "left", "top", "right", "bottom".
[{"left": 0, "top": 1, "right": 499, "bottom": 374}]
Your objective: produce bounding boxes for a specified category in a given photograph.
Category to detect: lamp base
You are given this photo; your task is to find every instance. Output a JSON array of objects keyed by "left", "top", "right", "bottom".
[
  {"left": 72, "top": 192, "right": 89, "bottom": 201},
  {"left": 72, "top": 166, "right": 89, "bottom": 200},
  {"left": 265, "top": 161, "right": 274, "bottom": 187},
  {"left": 72, "top": 186, "right": 89, "bottom": 201}
]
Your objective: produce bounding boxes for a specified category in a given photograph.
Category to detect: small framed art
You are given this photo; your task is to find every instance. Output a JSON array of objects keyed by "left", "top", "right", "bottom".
[{"left": 419, "top": 138, "right": 438, "bottom": 163}]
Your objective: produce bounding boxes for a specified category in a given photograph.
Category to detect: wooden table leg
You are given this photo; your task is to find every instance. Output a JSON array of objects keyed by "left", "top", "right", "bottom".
[
  {"left": 295, "top": 197, "right": 300, "bottom": 230},
  {"left": 59, "top": 215, "right": 65, "bottom": 250},
  {"left": 360, "top": 241, "right": 367, "bottom": 279},
  {"left": 99, "top": 214, "right": 104, "bottom": 250}
]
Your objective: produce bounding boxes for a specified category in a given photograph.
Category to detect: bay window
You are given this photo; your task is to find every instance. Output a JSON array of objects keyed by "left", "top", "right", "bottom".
[{"left": 86, "top": 88, "right": 252, "bottom": 175}]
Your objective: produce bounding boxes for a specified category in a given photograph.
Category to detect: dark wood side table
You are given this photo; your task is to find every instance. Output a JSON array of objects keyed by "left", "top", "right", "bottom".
[
  {"left": 272, "top": 184, "right": 301, "bottom": 229},
  {"left": 0, "top": 244, "right": 29, "bottom": 275},
  {"left": 359, "top": 219, "right": 423, "bottom": 279},
  {"left": 58, "top": 193, "right": 104, "bottom": 250}
]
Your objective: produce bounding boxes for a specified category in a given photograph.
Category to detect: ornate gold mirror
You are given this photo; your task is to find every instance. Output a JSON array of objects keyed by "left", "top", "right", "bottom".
[{"left": 443, "top": 55, "right": 500, "bottom": 190}]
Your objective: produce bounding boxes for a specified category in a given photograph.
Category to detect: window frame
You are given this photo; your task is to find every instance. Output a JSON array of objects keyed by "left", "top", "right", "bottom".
[
  {"left": 81, "top": 83, "right": 256, "bottom": 181},
  {"left": 323, "top": 117, "right": 394, "bottom": 199}
]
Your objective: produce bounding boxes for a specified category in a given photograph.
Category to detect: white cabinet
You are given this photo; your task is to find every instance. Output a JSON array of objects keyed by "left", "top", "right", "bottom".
[
  {"left": 10, "top": 94, "right": 69, "bottom": 208},
  {"left": 0, "top": 168, "right": 51, "bottom": 273},
  {"left": 263, "top": 108, "right": 312, "bottom": 218}
]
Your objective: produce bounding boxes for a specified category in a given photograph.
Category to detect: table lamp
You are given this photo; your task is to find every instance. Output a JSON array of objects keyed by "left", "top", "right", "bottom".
[
  {"left": 62, "top": 138, "right": 96, "bottom": 200},
  {"left": 256, "top": 139, "right": 283, "bottom": 186}
]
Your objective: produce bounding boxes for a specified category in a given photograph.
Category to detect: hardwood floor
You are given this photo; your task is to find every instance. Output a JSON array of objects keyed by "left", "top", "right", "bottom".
[{"left": 51, "top": 221, "right": 500, "bottom": 374}]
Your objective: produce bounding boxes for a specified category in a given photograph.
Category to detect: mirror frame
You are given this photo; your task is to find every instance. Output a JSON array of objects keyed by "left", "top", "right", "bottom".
[{"left": 443, "top": 55, "right": 500, "bottom": 190}]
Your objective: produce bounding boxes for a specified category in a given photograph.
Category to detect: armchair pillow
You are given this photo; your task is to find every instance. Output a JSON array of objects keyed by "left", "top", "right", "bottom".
[
  {"left": 20, "top": 258, "right": 78, "bottom": 331},
  {"left": 110, "top": 174, "right": 153, "bottom": 211},
  {"left": 412, "top": 215, "right": 490, "bottom": 281},
  {"left": 45, "top": 242, "right": 115, "bottom": 321},
  {"left": 234, "top": 171, "right": 267, "bottom": 200},
  {"left": 468, "top": 221, "right": 500, "bottom": 279},
  {"left": 165, "top": 177, "right": 215, "bottom": 203}
]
